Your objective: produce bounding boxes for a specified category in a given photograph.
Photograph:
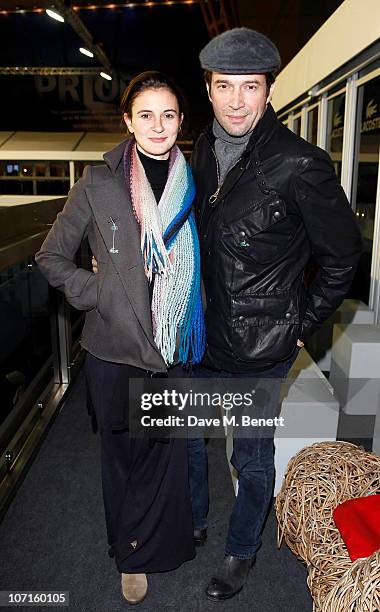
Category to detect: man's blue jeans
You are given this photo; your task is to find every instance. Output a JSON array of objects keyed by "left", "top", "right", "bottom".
[{"left": 187, "top": 349, "right": 299, "bottom": 560}]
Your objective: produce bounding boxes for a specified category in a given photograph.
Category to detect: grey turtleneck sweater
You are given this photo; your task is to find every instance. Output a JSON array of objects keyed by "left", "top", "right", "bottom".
[{"left": 212, "top": 119, "right": 252, "bottom": 186}]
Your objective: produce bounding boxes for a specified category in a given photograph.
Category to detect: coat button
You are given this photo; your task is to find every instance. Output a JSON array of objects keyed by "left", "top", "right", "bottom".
[
  {"left": 238, "top": 315, "right": 245, "bottom": 322},
  {"left": 255, "top": 160, "right": 259, "bottom": 166},
  {"left": 207, "top": 249, "right": 211, "bottom": 255},
  {"left": 239, "top": 230, "right": 246, "bottom": 238},
  {"left": 273, "top": 211, "right": 281, "bottom": 220},
  {"left": 256, "top": 169, "right": 262, "bottom": 175},
  {"left": 285, "top": 312, "right": 291, "bottom": 319}
]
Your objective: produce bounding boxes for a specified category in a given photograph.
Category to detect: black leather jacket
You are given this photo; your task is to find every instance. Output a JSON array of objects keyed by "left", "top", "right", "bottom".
[{"left": 191, "top": 104, "right": 362, "bottom": 372}]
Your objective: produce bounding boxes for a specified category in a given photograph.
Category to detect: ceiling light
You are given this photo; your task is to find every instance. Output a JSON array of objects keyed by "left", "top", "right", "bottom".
[
  {"left": 100, "top": 72, "right": 112, "bottom": 80},
  {"left": 46, "top": 8, "right": 64, "bottom": 22},
  {"left": 79, "top": 47, "right": 94, "bottom": 58}
]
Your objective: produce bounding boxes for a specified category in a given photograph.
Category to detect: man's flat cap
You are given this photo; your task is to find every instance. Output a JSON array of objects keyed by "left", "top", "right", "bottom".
[{"left": 199, "top": 27, "right": 281, "bottom": 74}]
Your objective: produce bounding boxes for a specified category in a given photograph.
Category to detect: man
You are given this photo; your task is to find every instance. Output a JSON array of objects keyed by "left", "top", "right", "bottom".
[{"left": 188, "top": 28, "right": 361, "bottom": 601}]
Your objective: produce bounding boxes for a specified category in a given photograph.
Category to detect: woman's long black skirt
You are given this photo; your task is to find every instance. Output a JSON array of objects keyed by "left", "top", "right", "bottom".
[{"left": 85, "top": 352, "right": 195, "bottom": 574}]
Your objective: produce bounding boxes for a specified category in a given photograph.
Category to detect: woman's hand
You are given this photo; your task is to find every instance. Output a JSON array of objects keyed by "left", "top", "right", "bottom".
[
  {"left": 297, "top": 339, "right": 304, "bottom": 347},
  {"left": 92, "top": 256, "right": 98, "bottom": 274}
]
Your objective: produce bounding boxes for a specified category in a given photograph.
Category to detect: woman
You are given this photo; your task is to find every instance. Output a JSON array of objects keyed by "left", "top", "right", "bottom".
[{"left": 35, "top": 71, "right": 205, "bottom": 604}]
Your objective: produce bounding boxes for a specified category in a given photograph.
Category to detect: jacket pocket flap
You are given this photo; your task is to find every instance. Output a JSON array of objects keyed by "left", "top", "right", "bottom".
[
  {"left": 231, "top": 292, "right": 299, "bottom": 326},
  {"left": 229, "top": 197, "right": 286, "bottom": 243}
]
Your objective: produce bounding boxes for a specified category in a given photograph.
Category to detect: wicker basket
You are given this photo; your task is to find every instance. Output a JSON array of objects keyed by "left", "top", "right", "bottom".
[{"left": 275, "top": 441, "right": 380, "bottom": 611}]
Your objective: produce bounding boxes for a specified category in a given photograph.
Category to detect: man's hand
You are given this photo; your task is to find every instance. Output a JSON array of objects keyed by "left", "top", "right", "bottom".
[
  {"left": 92, "top": 256, "right": 98, "bottom": 274},
  {"left": 297, "top": 339, "right": 304, "bottom": 347}
]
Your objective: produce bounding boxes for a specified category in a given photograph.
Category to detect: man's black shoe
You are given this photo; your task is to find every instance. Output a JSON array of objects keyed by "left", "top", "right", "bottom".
[
  {"left": 194, "top": 527, "right": 207, "bottom": 547},
  {"left": 206, "top": 554, "right": 256, "bottom": 601}
]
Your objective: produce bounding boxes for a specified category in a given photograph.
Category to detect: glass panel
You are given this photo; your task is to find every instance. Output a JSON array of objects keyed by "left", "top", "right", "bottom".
[
  {"left": 35, "top": 163, "right": 47, "bottom": 177},
  {"left": 0, "top": 191, "right": 88, "bottom": 462},
  {"left": 36, "top": 180, "right": 70, "bottom": 195},
  {"left": 75, "top": 161, "right": 87, "bottom": 181},
  {"left": 74, "top": 161, "right": 102, "bottom": 182},
  {"left": 0, "top": 259, "right": 52, "bottom": 431},
  {"left": 349, "top": 75, "right": 380, "bottom": 304},
  {"left": 50, "top": 162, "right": 69, "bottom": 177},
  {"left": 326, "top": 93, "right": 346, "bottom": 179},
  {"left": 4, "top": 162, "right": 20, "bottom": 177},
  {"left": 307, "top": 106, "right": 318, "bottom": 145},
  {"left": 293, "top": 115, "right": 301, "bottom": 136},
  {"left": 0, "top": 181, "right": 18, "bottom": 194},
  {"left": 21, "top": 163, "right": 33, "bottom": 177},
  {"left": 0, "top": 180, "right": 34, "bottom": 195}
]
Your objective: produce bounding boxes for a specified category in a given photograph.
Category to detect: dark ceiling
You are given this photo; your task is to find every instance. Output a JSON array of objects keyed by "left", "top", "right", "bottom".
[
  {"left": 237, "top": 0, "right": 345, "bottom": 69},
  {"left": 0, "top": 0, "right": 345, "bottom": 134},
  {"left": 0, "top": 0, "right": 346, "bottom": 71}
]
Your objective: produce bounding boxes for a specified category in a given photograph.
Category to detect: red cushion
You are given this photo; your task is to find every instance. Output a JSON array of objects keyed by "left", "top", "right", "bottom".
[{"left": 333, "top": 495, "right": 380, "bottom": 561}]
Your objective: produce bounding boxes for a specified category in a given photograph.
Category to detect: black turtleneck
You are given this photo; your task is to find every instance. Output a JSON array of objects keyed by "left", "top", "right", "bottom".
[
  {"left": 137, "top": 147, "right": 169, "bottom": 202},
  {"left": 136, "top": 147, "right": 170, "bottom": 302}
]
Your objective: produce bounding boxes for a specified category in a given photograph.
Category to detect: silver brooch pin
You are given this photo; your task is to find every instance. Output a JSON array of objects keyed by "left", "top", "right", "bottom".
[
  {"left": 130, "top": 540, "right": 138, "bottom": 549},
  {"left": 108, "top": 216, "right": 119, "bottom": 253}
]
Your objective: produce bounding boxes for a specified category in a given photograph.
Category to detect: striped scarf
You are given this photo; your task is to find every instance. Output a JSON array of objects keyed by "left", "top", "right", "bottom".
[{"left": 124, "top": 139, "right": 206, "bottom": 366}]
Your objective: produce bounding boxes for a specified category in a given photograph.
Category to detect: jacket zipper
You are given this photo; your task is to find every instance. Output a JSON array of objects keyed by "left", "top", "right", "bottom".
[
  {"left": 198, "top": 134, "right": 219, "bottom": 234},
  {"left": 209, "top": 147, "right": 244, "bottom": 205},
  {"left": 209, "top": 147, "right": 221, "bottom": 204},
  {"left": 199, "top": 130, "right": 244, "bottom": 235}
]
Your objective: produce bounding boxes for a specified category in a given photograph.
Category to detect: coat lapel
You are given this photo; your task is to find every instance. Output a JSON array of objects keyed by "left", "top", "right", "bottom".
[{"left": 85, "top": 174, "right": 159, "bottom": 353}]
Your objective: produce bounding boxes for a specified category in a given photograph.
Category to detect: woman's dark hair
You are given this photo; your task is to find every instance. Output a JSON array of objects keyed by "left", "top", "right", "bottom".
[
  {"left": 204, "top": 70, "right": 275, "bottom": 96},
  {"left": 120, "top": 71, "right": 186, "bottom": 121}
]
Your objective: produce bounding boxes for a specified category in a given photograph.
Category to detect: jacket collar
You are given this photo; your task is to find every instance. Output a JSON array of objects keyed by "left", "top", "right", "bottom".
[
  {"left": 103, "top": 138, "right": 129, "bottom": 175},
  {"left": 203, "top": 103, "right": 279, "bottom": 155}
]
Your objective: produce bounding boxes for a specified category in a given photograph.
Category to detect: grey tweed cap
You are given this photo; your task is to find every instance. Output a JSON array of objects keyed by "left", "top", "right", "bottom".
[{"left": 199, "top": 27, "right": 281, "bottom": 74}]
